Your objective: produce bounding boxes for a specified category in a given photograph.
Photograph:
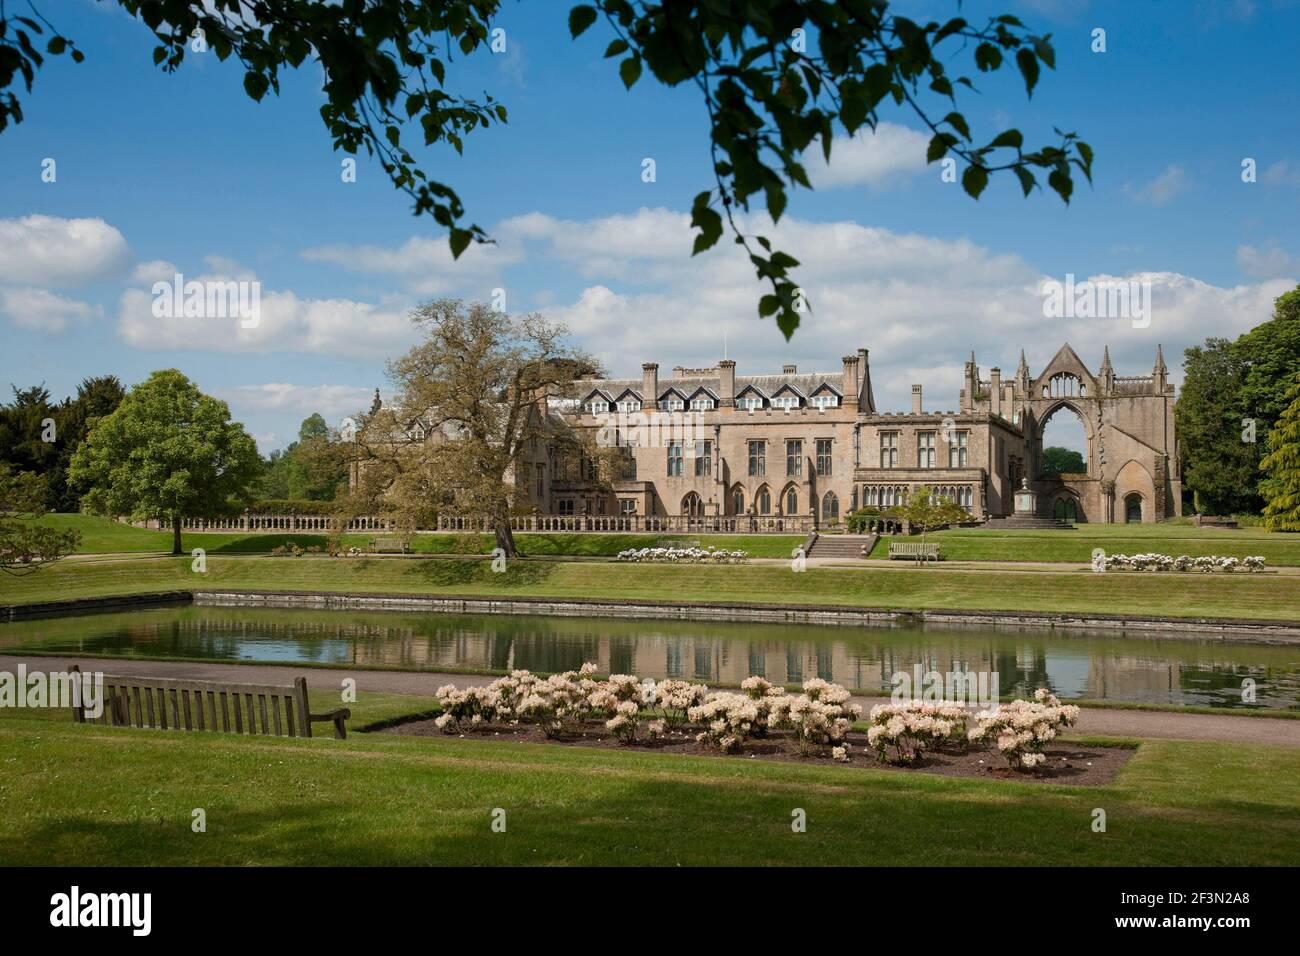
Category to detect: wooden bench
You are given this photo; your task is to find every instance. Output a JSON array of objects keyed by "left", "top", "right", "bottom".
[
  {"left": 888, "top": 541, "right": 941, "bottom": 561},
  {"left": 372, "top": 535, "right": 409, "bottom": 553},
  {"left": 69, "top": 667, "right": 351, "bottom": 739}
]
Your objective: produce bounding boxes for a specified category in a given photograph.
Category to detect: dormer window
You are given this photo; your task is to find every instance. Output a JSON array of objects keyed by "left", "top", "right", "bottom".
[
  {"left": 690, "top": 397, "right": 714, "bottom": 411},
  {"left": 660, "top": 397, "right": 685, "bottom": 411},
  {"left": 410, "top": 425, "right": 426, "bottom": 441},
  {"left": 585, "top": 399, "right": 609, "bottom": 415},
  {"left": 772, "top": 395, "right": 800, "bottom": 410},
  {"left": 616, "top": 399, "right": 641, "bottom": 413},
  {"left": 737, "top": 396, "right": 764, "bottom": 411},
  {"left": 811, "top": 394, "right": 838, "bottom": 410}
]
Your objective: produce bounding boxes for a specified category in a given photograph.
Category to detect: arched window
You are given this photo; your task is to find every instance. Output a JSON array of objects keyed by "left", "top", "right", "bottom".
[
  {"left": 785, "top": 487, "right": 798, "bottom": 515},
  {"left": 681, "top": 492, "right": 703, "bottom": 517},
  {"left": 731, "top": 486, "right": 745, "bottom": 515},
  {"left": 757, "top": 485, "right": 772, "bottom": 515},
  {"left": 821, "top": 492, "right": 839, "bottom": 521}
]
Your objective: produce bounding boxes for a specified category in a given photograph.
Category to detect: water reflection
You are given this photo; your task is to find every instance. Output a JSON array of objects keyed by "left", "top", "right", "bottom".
[{"left": 1, "top": 606, "right": 1297, "bottom": 709}]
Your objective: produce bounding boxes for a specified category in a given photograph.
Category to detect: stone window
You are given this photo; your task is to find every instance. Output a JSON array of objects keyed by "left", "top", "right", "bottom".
[
  {"left": 786, "top": 440, "right": 802, "bottom": 477},
  {"left": 917, "top": 431, "right": 936, "bottom": 468},
  {"left": 585, "top": 399, "right": 609, "bottom": 415},
  {"left": 821, "top": 491, "right": 839, "bottom": 521},
  {"left": 535, "top": 463, "right": 545, "bottom": 499},
  {"left": 731, "top": 487, "right": 745, "bottom": 515},
  {"left": 785, "top": 486, "right": 799, "bottom": 515},
  {"left": 737, "top": 395, "right": 764, "bottom": 411},
  {"left": 816, "top": 439, "right": 833, "bottom": 476},
  {"left": 667, "top": 442, "right": 684, "bottom": 477},
  {"left": 558, "top": 499, "right": 575, "bottom": 515},
  {"left": 616, "top": 399, "right": 641, "bottom": 413},
  {"left": 748, "top": 440, "right": 765, "bottom": 476},
  {"left": 757, "top": 486, "right": 772, "bottom": 515},
  {"left": 772, "top": 394, "right": 800, "bottom": 410},
  {"left": 948, "top": 431, "right": 968, "bottom": 468},
  {"left": 619, "top": 498, "right": 637, "bottom": 515},
  {"left": 811, "top": 393, "right": 838, "bottom": 410},
  {"left": 660, "top": 396, "right": 685, "bottom": 411},
  {"left": 694, "top": 440, "right": 712, "bottom": 477},
  {"left": 880, "top": 432, "right": 898, "bottom": 468},
  {"left": 690, "top": 396, "right": 715, "bottom": 411}
]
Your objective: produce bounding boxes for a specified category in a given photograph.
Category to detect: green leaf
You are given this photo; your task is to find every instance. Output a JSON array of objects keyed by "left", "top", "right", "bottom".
[
  {"left": 1013, "top": 166, "right": 1036, "bottom": 196},
  {"left": 1016, "top": 48, "right": 1040, "bottom": 95},
  {"left": 690, "top": 207, "right": 723, "bottom": 255},
  {"left": 989, "top": 129, "right": 1024, "bottom": 150},
  {"left": 47, "top": 37, "right": 66, "bottom": 55},
  {"left": 943, "top": 111, "right": 970, "bottom": 140},
  {"left": 619, "top": 55, "right": 641, "bottom": 89},
  {"left": 776, "top": 306, "right": 800, "bottom": 340},
  {"left": 568, "top": 6, "right": 598, "bottom": 38},
  {"left": 604, "top": 39, "right": 629, "bottom": 58},
  {"left": 961, "top": 165, "right": 989, "bottom": 199},
  {"left": 448, "top": 228, "right": 473, "bottom": 259},
  {"left": 243, "top": 71, "right": 270, "bottom": 102},
  {"left": 758, "top": 295, "right": 781, "bottom": 317},
  {"left": 1048, "top": 168, "right": 1073, "bottom": 204},
  {"left": 927, "top": 133, "right": 955, "bottom": 163}
]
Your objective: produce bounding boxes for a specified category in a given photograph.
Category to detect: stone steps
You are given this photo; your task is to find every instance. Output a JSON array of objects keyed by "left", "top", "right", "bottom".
[{"left": 807, "top": 534, "right": 877, "bottom": 558}]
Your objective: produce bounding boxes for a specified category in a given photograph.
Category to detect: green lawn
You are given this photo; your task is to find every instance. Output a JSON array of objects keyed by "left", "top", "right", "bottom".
[
  {"left": 3, "top": 554, "right": 1299, "bottom": 621},
  {"left": 870, "top": 523, "right": 1300, "bottom": 565},
  {"left": 0, "top": 713, "right": 1296, "bottom": 865},
  {"left": 38, "top": 514, "right": 802, "bottom": 559}
]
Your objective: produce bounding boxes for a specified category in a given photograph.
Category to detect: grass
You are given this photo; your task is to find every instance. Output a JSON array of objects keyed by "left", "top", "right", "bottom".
[
  {"left": 38, "top": 514, "right": 802, "bottom": 559},
  {"left": 3, "top": 554, "right": 1299, "bottom": 621},
  {"left": 870, "top": 522, "right": 1300, "bottom": 565},
  {"left": 0, "top": 712, "right": 1296, "bottom": 865}
]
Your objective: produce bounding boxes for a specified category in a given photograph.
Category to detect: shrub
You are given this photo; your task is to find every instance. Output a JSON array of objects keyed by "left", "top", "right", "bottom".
[
  {"left": 1104, "top": 552, "right": 1265, "bottom": 572},
  {"left": 689, "top": 692, "right": 761, "bottom": 753},
  {"left": 776, "top": 678, "right": 862, "bottom": 754},
  {"left": 967, "top": 689, "right": 1080, "bottom": 770},
  {"left": 615, "top": 546, "right": 749, "bottom": 563},
  {"left": 865, "top": 700, "right": 967, "bottom": 764},
  {"left": 652, "top": 678, "right": 709, "bottom": 727}
]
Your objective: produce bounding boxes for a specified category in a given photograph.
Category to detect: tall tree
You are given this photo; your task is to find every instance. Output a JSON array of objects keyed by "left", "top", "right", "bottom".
[
  {"left": 1040, "top": 446, "right": 1084, "bottom": 476},
  {"left": 1261, "top": 373, "right": 1300, "bottom": 532},
  {"left": 0, "top": 464, "right": 79, "bottom": 575},
  {"left": 287, "top": 413, "right": 349, "bottom": 500},
  {"left": 347, "top": 300, "right": 612, "bottom": 557},
  {"left": 1, "top": 1, "right": 1090, "bottom": 337},
  {"left": 1237, "top": 285, "right": 1300, "bottom": 440},
  {"left": 1175, "top": 338, "right": 1259, "bottom": 515},
  {"left": 69, "top": 369, "right": 262, "bottom": 554},
  {"left": 51, "top": 375, "right": 127, "bottom": 511}
]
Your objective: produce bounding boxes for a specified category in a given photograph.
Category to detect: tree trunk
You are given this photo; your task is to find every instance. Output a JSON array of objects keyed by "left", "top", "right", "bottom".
[
  {"left": 172, "top": 515, "right": 183, "bottom": 556},
  {"left": 494, "top": 520, "right": 518, "bottom": 559}
]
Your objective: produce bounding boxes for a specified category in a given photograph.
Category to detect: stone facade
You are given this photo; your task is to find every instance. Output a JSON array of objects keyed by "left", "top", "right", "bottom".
[{"left": 555, "top": 342, "right": 1180, "bottom": 525}]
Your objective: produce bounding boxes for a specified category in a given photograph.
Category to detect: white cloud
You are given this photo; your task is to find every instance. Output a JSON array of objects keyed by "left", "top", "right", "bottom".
[
  {"left": 217, "top": 383, "right": 376, "bottom": 417},
  {"left": 1262, "top": 160, "right": 1300, "bottom": 187},
  {"left": 117, "top": 268, "right": 420, "bottom": 358},
  {"left": 1128, "top": 164, "right": 1191, "bottom": 206},
  {"left": 300, "top": 234, "right": 517, "bottom": 295},
  {"left": 807, "top": 123, "right": 931, "bottom": 190},
  {"left": 131, "top": 259, "right": 179, "bottom": 283},
  {"left": 0, "top": 215, "right": 130, "bottom": 286},
  {"left": 0, "top": 286, "right": 102, "bottom": 334},
  {"left": 1237, "top": 243, "right": 1297, "bottom": 279},
  {"left": 512, "top": 208, "right": 1289, "bottom": 411}
]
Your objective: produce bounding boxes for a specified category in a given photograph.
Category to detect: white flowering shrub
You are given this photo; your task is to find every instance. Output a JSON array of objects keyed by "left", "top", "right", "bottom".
[
  {"left": 615, "top": 546, "right": 750, "bottom": 564},
  {"left": 740, "top": 675, "right": 792, "bottom": 737},
  {"left": 605, "top": 700, "right": 643, "bottom": 742},
  {"left": 689, "top": 692, "right": 761, "bottom": 753},
  {"left": 653, "top": 678, "right": 709, "bottom": 727},
  {"left": 967, "top": 689, "right": 1080, "bottom": 770},
  {"left": 775, "top": 678, "right": 863, "bottom": 754},
  {"left": 865, "top": 700, "right": 966, "bottom": 764},
  {"left": 1105, "top": 552, "right": 1264, "bottom": 572}
]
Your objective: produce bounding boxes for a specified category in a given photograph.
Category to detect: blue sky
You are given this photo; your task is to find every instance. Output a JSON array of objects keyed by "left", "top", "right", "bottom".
[{"left": 1, "top": 0, "right": 1298, "bottom": 452}]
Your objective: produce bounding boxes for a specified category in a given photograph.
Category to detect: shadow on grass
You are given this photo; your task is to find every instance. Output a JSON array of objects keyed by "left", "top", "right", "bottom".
[{"left": 395, "top": 557, "right": 558, "bottom": 589}]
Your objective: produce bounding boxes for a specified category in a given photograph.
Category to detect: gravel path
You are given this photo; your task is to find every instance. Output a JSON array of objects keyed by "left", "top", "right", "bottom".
[{"left": 4, "top": 653, "right": 1297, "bottom": 747}]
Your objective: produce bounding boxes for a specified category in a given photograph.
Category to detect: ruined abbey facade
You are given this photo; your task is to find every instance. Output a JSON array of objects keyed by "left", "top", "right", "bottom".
[{"left": 557, "top": 343, "right": 1181, "bottom": 525}]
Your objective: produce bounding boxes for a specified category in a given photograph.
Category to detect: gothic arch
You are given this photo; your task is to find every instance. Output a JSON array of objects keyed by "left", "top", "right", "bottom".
[
  {"left": 1032, "top": 399, "right": 1097, "bottom": 478},
  {"left": 1113, "top": 459, "right": 1155, "bottom": 524}
]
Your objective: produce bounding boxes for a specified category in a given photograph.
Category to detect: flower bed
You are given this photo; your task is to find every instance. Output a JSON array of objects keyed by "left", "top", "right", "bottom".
[
  {"left": 615, "top": 546, "right": 750, "bottom": 563},
  {"left": 1103, "top": 552, "right": 1265, "bottom": 572},
  {"left": 424, "top": 667, "right": 1095, "bottom": 778}
]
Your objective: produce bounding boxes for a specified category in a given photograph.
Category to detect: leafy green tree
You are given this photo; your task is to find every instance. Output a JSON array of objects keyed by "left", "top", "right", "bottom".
[
  {"left": 1175, "top": 338, "right": 1258, "bottom": 514},
  {"left": 0, "top": 464, "right": 79, "bottom": 574},
  {"left": 0, "top": 385, "right": 58, "bottom": 476},
  {"left": 895, "top": 486, "right": 966, "bottom": 562},
  {"left": 2, "top": 1, "right": 1090, "bottom": 338},
  {"left": 1237, "top": 285, "right": 1300, "bottom": 440},
  {"left": 1261, "top": 373, "right": 1300, "bottom": 532},
  {"left": 50, "top": 376, "right": 127, "bottom": 511},
  {"left": 1040, "top": 446, "right": 1084, "bottom": 476},
  {"left": 69, "top": 370, "right": 262, "bottom": 554}
]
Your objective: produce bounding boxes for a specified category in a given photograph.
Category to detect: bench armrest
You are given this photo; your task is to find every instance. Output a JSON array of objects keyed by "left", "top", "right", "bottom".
[{"left": 309, "top": 708, "right": 352, "bottom": 740}]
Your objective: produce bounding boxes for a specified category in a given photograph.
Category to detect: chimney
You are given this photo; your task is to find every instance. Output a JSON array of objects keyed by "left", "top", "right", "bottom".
[
  {"left": 641, "top": 362, "right": 658, "bottom": 409},
  {"left": 1002, "top": 381, "right": 1015, "bottom": 416},
  {"left": 782, "top": 363, "right": 797, "bottom": 374},
  {"left": 911, "top": 385, "right": 923, "bottom": 415},
  {"left": 718, "top": 359, "right": 736, "bottom": 407},
  {"left": 857, "top": 348, "right": 876, "bottom": 413},
  {"left": 841, "top": 355, "right": 859, "bottom": 399},
  {"left": 989, "top": 368, "right": 1002, "bottom": 418}
]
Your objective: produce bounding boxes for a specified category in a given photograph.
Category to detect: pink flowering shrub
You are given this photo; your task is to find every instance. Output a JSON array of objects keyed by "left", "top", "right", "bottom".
[
  {"left": 689, "top": 692, "right": 761, "bottom": 753},
  {"left": 865, "top": 701, "right": 967, "bottom": 764},
  {"left": 776, "top": 678, "right": 862, "bottom": 754}
]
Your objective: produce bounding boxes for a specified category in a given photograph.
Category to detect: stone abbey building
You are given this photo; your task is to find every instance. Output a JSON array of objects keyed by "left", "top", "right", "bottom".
[{"left": 554, "top": 343, "right": 1180, "bottom": 525}]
